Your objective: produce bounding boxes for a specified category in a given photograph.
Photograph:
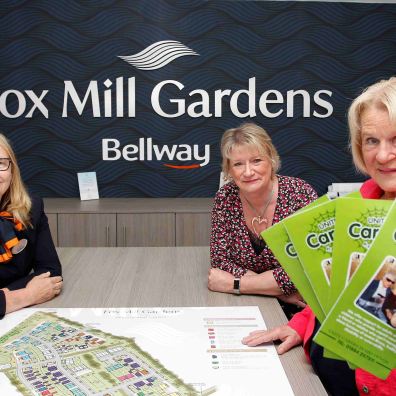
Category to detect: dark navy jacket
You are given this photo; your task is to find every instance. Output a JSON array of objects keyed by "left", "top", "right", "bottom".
[{"left": 0, "top": 196, "right": 61, "bottom": 317}]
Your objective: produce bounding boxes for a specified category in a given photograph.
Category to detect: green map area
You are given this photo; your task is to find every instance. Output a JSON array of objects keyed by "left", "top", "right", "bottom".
[{"left": 0, "top": 312, "right": 197, "bottom": 396}]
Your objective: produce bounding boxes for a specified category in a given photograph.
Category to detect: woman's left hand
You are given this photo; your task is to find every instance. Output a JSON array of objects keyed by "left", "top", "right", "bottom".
[
  {"left": 26, "top": 272, "right": 63, "bottom": 305},
  {"left": 242, "top": 325, "right": 302, "bottom": 354},
  {"left": 208, "top": 268, "right": 235, "bottom": 293}
]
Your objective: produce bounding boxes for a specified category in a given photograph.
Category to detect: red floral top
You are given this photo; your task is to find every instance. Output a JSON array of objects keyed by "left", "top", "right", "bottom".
[{"left": 210, "top": 175, "right": 318, "bottom": 295}]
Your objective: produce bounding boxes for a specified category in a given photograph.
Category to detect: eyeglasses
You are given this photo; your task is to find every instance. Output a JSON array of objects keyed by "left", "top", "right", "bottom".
[
  {"left": 0, "top": 158, "right": 11, "bottom": 171},
  {"left": 385, "top": 277, "right": 395, "bottom": 285}
]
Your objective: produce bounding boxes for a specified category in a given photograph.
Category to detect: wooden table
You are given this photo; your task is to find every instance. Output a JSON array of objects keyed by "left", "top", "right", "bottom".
[{"left": 41, "top": 247, "right": 326, "bottom": 396}]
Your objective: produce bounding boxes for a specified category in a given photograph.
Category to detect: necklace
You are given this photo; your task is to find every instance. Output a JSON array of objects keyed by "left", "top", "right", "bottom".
[{"left": 242, "top": 186, "right": 274, "bottom": 238}]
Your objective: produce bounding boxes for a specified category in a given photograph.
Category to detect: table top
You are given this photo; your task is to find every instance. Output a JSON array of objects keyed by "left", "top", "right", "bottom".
[
  {"left": 43, "top": 197, "right": 213, "bottom": 213},
  {"left": 40, "top": 247, "right": 326, "bottom": 396}
]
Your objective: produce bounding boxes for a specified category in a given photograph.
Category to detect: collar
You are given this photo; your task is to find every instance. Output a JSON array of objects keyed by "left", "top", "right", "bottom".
[{"left": 360, "top": 179, "right": 384, "bottom": 199}]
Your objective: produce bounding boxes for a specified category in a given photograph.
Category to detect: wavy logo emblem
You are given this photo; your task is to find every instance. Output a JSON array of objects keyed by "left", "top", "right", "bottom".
[{"left": 118, "top": 40, "right": 198, "bottom": 70}]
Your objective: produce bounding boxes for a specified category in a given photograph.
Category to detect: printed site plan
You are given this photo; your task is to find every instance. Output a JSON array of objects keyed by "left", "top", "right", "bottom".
[
  {"left": 0, "top": 311, "right": 195, "bottom": 396},
  {"left": 0, "top": 307, "right": 294, "bottom": 396}
]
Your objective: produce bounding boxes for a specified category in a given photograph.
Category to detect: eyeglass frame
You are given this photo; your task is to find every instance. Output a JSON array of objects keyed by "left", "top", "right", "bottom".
[{"left": 0, "top": 158, "right": 11, "bottom": 171}]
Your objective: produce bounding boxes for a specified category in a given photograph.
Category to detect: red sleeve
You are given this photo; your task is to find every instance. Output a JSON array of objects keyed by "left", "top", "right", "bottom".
[
  {"left": 355, "top": 368, "right": 396, "bottom": 396},
  {"left": 288, "top": 305, "right": 313, "bottom": 340},
  {"left": 288, "top": 305, "right": 316, "bottom": 361},
  {"left": 210, "top": 189, "right": 247, "bottom": 277}
]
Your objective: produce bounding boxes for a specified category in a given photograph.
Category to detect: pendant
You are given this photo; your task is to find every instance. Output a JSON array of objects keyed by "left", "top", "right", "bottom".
[
  {"left": 251, "top": 216, "right": 268, "bottom": 238},
  {"left": 11, "top": 239, "right": 28, "bottom": 254}
]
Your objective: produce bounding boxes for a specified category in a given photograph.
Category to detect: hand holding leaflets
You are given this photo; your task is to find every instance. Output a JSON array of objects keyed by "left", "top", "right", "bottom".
[{"left": 262, "top": 195, "right": 396, "bottom": 379}]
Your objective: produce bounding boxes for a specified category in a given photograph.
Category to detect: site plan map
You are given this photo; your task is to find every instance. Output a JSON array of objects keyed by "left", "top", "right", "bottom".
[{"left": 0, "top": 307, "right": 293, "bottom": 396}]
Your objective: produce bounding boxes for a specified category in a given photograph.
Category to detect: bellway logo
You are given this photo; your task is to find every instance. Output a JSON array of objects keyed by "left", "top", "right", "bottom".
[
  {"left": 118, "top": 40, "right": 198, "bottom": 70},
  {"left": 103, "top": 138, "right": 210, "bottom": 168},
  {"left": 113, "top": 41, "right": 207, "bottom": 169}
]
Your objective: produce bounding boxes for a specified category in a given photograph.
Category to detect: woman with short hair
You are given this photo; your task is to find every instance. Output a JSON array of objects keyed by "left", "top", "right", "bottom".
[
  {"left": 243, "top": 77, "right": 396, "bottom": 395},
  {"left": 208, "top": 123, "right": 317, "bottom": 309},
  {"left": 0, "top": 134, "right": 62, "bottom": 318}
]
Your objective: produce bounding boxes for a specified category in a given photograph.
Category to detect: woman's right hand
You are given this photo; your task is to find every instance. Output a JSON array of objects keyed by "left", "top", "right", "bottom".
[
  {"left": 242, "top": 325, "right": 302, "bottom": 354},
  {"left": 26, "top": 272, "right": 63, "bottom": 305}
]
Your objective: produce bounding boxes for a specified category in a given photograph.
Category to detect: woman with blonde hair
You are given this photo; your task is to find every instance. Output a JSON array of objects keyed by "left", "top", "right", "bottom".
[
  {"left": 0, "top": 134, "right": 62, "bottom": 318},
  {"left": 243, "top": 77, "right": 396, "bottom": 395},
  {"left": 382, "top": 277, "right": 396, "bottom": 327},
  {"left": 208, "top": 123, "right": 317, "bottom": 311}
]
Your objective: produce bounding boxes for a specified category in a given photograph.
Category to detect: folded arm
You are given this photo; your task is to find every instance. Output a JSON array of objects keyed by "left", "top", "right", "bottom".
[
  {"left": 1, "top": 272, "right": 63, "bottom": 316},
  {"left": 0, "top": 198, "right": 63, "bottom": 318}
]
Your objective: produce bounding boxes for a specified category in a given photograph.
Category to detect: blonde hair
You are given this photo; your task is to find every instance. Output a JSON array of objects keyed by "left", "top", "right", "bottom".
[
  {"left": 0, "top": 134, "right": 31, "bottom": 227},
  {"left": 348, "top": 77, "right": 396, "bottom": 173},
  {"left": 221, "top": 123, "right": 280, "bottom": 178}
]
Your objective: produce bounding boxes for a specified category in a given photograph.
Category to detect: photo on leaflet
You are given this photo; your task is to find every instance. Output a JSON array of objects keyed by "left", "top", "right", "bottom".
[
  {"left": 321, "top": 259, "right": 332, "bottom": 285},
  {"left": 355, "top": 256, "right": 396, "bottom": 329},
  {"left": 348, "top": 252, "right": 365, "bottom": 282}
]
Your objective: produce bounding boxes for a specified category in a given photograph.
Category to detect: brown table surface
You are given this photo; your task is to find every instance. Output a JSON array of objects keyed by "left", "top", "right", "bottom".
[{"left": 40, "top": 247, "right": 326, "bottom": 396}]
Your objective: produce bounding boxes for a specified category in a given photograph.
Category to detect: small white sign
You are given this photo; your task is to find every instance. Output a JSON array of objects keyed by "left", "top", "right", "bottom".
[{"left": 77, "top": 172, "right": 99, "bottom": 201}]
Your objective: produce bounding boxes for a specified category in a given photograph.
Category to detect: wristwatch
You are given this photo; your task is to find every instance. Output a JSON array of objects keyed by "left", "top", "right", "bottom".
[{"left": 233, "top": 278, "right": 241, "bottom": 295}]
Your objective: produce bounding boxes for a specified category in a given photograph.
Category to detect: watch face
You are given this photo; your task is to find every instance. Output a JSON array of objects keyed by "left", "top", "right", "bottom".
[{"left": 233, "top": 278, "right": 240, "bottom": 294}]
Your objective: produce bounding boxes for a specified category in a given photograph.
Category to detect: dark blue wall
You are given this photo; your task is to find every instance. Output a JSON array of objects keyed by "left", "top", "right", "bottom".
[{"left": 1, "top": 1, "right": 396, "bottom": 197}]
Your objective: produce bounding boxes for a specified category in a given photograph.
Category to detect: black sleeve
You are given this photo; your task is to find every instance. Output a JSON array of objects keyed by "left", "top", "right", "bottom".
[
  {"left": 6, "top": 274, "right": 34, "bottom": 291},
  {"left": 31, "top": 198, "right": 62, "bottom": 277},
  {"left": 0, "top": 289, "right": 5, "bottom": 319},
  {"left": 6, "top": 197, "right": 62, "bottom": 291},
  {"left": 360, "top": 281, "right": 375, "bottom": 302}
]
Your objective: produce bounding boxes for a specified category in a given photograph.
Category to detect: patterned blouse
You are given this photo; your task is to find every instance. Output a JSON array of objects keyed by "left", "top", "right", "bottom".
[{"left": 210, "top": 175, "right": 318, "bottom": 295}]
